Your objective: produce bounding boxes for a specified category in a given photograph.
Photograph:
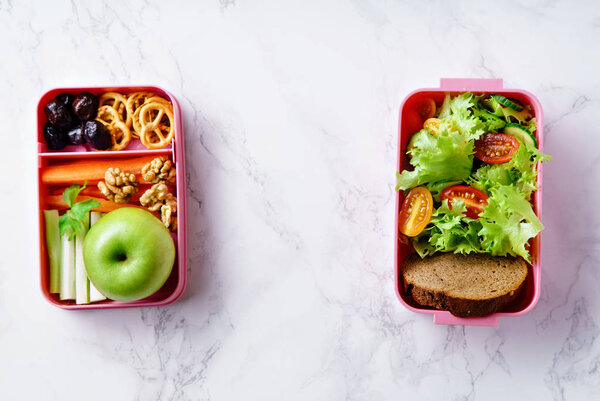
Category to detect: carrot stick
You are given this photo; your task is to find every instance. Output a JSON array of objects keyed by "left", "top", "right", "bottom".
[
  {"left": 44, "top": 195, "right": 152, "bottom": 214},
  {"left": 40, "top": 156, "right": 165, "bottom": 185},
  {"left": 49, "top": 184, "right": 174, "bottom": 204},
  {"left": 51, "top": 186, "right": 105, "bottom": 198}
]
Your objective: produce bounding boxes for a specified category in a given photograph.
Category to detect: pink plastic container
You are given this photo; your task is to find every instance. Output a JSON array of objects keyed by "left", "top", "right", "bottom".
[
  {"left": 37, "top": 86, "right": 187, "bottom": 309},
  {"left": 394, "top": 78, "right": 544, "bottom": 326}
]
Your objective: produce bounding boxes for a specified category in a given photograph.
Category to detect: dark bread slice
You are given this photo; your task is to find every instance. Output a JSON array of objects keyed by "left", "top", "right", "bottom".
[{"left": 401, "top": 252, "right": 528, "bottom": 318}]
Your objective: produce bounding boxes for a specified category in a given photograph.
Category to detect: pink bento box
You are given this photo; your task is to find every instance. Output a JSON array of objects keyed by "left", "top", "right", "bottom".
[
  {"left": 37, "top": 86, "right": 187, "bottom": 310},
  {"left": 394, "top": 78, "right": 544, "bottom": 326}
]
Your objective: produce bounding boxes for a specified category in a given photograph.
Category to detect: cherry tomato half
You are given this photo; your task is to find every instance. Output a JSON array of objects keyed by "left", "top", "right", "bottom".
[
  {"left": 404, "top": 109, "right": 423, "bottom": 136},
  {"left": 423, "top": 118, "right": 442, "bottom": 135},
  {"left": 415, "top": 97, "right": 436, "bottom": 120},
  {"left": 474, "top": 133, "right": 520, "bottom": 163},
  {"left": 399, "top": 187, "right": 433, "bottom": 237},
  {"left": 441, "top": 185, "right": 489, "bottom": 219}
]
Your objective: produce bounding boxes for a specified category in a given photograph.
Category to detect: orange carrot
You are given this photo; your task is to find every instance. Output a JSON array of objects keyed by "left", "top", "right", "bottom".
[
  {"left": 51, "top": 186, "right": 105, "bottom": 198},
  {"left": 40, "top": 156, "right": 167, "bottom": 185},
  {"left": 44, "top": 195, "right": 152, "bottom": 214},
  {"left": 49, "top": 184, "right": 174, "bottom": 204}
]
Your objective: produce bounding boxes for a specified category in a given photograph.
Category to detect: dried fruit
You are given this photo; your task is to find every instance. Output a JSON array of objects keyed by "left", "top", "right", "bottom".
[
  {"left": 43, "top": 123, "right": 68, "bottom": 150},
  {"left": 44, "top": 99, "right": 74, "bottom": 129},
  {"left": 66, "top": 123, "right": 86, "bottom": 145},
  {"left": 73, "top": 92, "right": 99, "bottom": 121},
  {"left": 55, "top": 93, "right": 75, "bottom": 108},
  {"left": 83, "top": 120, "right": 112, "bottom": 150}
]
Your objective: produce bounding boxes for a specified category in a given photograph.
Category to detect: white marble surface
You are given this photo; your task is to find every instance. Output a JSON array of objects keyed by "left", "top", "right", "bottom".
[{"left": 1, "top": 0, "right": 599, "bottom": 399}]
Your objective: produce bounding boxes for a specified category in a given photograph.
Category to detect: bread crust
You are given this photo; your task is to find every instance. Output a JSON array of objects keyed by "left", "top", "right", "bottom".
[{"left": 401, "top": 253, "right": 528, "bottom": 318}]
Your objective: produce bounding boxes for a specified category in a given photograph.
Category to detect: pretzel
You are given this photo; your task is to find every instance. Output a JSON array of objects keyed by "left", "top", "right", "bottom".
[
  {"left": 126, "top": 92, "right": 155, "bottom": 136},
  {"left": 138, "top": 102, "right": 174, "bottom": 149},
  {"left": 99, "top": 92, "right": 130, "bottom": 127},
  {"left": 106, "top": 120, "right": 132, "bottom": 151},
  {"left": 96, "top": 105, "right": 132, "bottom": 151},
  {"left": 96, "top": 105, "right": 121, "bottom": 125},
  {"left": 146, "top": 96, "right": 173, "bottom": 109},
  {"left": 132, "top": 107, "right": 147, "bottom": 137},
  {"left": 131, "top": 95, "right": 173, "bottom": 136}
]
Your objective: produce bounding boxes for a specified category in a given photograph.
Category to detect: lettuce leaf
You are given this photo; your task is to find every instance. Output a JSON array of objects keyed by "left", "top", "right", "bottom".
[
  {"left": 478, "top": 185, "right": 543, "bottom": 262},
  {"left": 473, "top": 108, "right": 506, "bottom": 131},
  {"left": 396, "top": 93, "right": 484, "bottom": 191},
  {"left": 426, "top": 180, "right": 462, "bottom": 202},
  {"left": 396, "top": 130, "right": 475, "bottom": 190},
  {"left": 525, "top": 117, "right": 537, "bottom": 134},
  {"left": 480, "top": 96, "right": 532, "bottom": 124},
  {"left": 413, "top": 199, "right": 484, "bottom": 257},
  {"left": 438, "top": 93, "right": 451, "bottom": 119},
  {"left": 398, "top": 92, "right": 549, "bottom": 262},
  {"left": 413, "top": 186, "right": 543, "bottom": 263},
  {"left": 470, "top": 140, "right": 551, "bottom": 199}
]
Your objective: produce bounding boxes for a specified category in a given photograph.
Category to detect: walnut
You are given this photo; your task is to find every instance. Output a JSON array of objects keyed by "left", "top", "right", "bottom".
[
  {"left": 98, "top": 168, "right": 139, "bottom": 203},
  {"left": 141, "top": 156, "right": 176, "bottom": 184},
  {"left": 140, "top": 183, "right": 177, "bottom": 230},
  {"left": 140, "top": 182, "right": 168, "bottom": 211},
  {"left": 161, "top": 197, "right": 177, "bottom": 231}
]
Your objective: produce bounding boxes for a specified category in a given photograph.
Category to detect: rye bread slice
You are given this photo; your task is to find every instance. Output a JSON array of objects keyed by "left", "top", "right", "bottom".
[{"left": 401, "top": 252, "right": 528, "bottom": 318}]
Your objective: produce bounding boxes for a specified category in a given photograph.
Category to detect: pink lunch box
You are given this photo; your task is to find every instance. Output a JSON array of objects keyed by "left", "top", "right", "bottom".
[
  {"left": 37, "top": 86, "right": 187, "bottom": 310},
  {"left": 394, "top": 78, "right": 544, "bottom": 326}
]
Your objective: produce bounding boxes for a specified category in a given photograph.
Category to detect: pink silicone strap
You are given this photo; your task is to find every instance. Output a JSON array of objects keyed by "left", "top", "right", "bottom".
[
  {"left": 440, "top": 78, "right": 503, "bottom": 92},
  {"left": 433, "top": 312, "right": 499, "bottom": 327}
]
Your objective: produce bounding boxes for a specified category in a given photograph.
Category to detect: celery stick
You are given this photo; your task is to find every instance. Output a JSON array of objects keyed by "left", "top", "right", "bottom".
[
  {"left": 43, "top": 210, "right": 61, "bottom": 294},
  {"left": 88, "top": 211, "right": 107, "bottom": 303},
  {"left": 75, "top": 212, "right": 90, "bottom": 304},
  {"left": 59, "top": 228, "right": 75, "bottom": 300}
]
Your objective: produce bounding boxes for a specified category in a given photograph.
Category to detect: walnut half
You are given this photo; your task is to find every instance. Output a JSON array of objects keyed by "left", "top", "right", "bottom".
[
  {"left": 141, "top": 156, "right": 176, "bottom": 184},
  {"left": 98, "top": 168, "right": 139, "bottom": 203},
  {"left": 161, "top": 196, "right": 177, "bottom": 232},
  {"left": 140, "top": 182, "right": 177, "bottom": 230}
]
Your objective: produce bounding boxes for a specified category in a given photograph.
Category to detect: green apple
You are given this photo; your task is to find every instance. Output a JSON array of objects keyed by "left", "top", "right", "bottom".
[{"left": 83, "top": 207, "right": 175, "bottom": 302}]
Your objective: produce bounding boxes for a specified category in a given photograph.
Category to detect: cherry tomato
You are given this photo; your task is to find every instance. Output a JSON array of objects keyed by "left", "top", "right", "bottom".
[
  {"left": 404, "top": 109, "right": 422, "bottom": 136},
  {"left": 423, "top": 118, "right": 441, "bottom": 135},
  {"left": 415, "top": 97, "right": 436, "bottom": 120},
  {"left": 474, "top": 133, "right": 520, "bottom": 163},
  {"left": 440, "top": 185, "right": 489, "bottom": 219},
  {"left": 399, "top": 187, "right": 433, "bottom": 237}
]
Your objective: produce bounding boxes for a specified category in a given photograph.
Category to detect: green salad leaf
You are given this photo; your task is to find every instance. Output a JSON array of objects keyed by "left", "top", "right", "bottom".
[
  {"left": 470, "top": 140, "right": 551, "bottom": 199},
  {"left": 397, "top": 92, "right": 550, "bottom": 263},
  {"left": 438, "top": 93, "right": 451, "bottom": 119},
  {"left": 478, "top": 185, "right": 543, "bottom": 262},
  {"left": 413, "top": 199, "right": 483, "bottom": 257},
  {"left": 395, "top": 129, "right": 475, "bottom": 190},
  {"left": 413, "top": 187, "right": 543, "bottom": 263},
  {"left": 473, "top": 108, "right": 506, "bottom": 131},
  {"left": 480, "top": 96, "right": 532, "bottom": 124},
  {"left": 525, "top": 117, "right": 537, "bottom": 134},
  {"left": 396, "top": 93, "right": 484, "bottom": 191}
]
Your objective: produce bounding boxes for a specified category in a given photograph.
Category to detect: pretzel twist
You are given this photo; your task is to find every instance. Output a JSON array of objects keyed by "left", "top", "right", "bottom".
[
  {"left": 99, "top": 92, "right": 130, "bottom": 127},
  {"left": 138, "top": 102, "right": 174, "bottom": 149}
]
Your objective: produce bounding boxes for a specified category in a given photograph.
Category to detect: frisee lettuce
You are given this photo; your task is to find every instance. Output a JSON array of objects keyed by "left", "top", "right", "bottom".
[
  {"left": 396, "top": 93, "right": 485, "bottom": 191},
  {"left": 478, "top": 185, "right": 543, "bottom": 262},
  {"left": 412, "top": 199, "right": 484, "bottom": 258},
  {"left": 470, "top": 140, "right": 550, "bottom": 199},
  {"left": 481, "top": 96, "right": 532, "bottom": 124},
  {"left": 413, "top": 186, "right": 543, "bottom": 263},
  {"left": 398, "top": 92, "right": 550, "bottom": 262}
]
